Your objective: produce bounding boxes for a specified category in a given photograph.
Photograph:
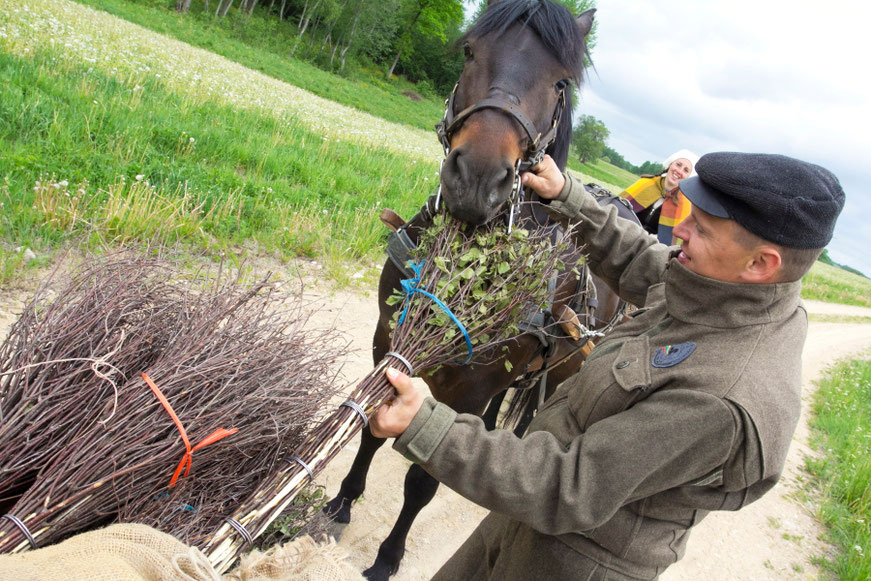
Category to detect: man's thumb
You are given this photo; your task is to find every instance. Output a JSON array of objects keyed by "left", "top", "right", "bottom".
[{"left": 385, "top": 366, "right": 413, "bottom": 394}]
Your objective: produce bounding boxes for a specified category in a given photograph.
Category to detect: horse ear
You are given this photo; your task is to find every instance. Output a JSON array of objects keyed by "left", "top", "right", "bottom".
[{"left": 576, "top": 8, "right": 596, "bottom": 38}]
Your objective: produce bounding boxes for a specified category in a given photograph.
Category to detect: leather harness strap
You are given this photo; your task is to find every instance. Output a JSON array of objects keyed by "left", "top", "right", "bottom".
[{"left": 435, "top": 82, "right": 567, "bottom": 172}]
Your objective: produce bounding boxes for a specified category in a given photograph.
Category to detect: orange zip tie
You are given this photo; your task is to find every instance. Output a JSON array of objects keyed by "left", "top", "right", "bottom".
[{"left": 142, "top": 372, "right": 239, "bottom": 487}]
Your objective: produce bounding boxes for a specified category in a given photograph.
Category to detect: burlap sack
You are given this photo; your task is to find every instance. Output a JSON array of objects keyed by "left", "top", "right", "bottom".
[{"left": 0, "top": 524, "right": 364, "bottom": 581}]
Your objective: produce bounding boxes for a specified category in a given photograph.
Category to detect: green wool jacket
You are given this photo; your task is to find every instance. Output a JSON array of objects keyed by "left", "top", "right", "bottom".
[{"left": 392, "top": 173, "right": 807, "bottom": 580}]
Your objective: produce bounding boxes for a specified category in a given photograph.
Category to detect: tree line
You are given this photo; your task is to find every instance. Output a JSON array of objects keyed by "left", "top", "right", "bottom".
[
  {"left": 171, "top": 0, "right": 650, "bottom": 172},
  {"left": 571, "top": 115, "right": 662, "bottom": 176},
  {"left": 173, "top": 0, "right": 466, "bottom": 95},
  {"left": 173, "top": 1, "right": 595, "bottom": 96}
]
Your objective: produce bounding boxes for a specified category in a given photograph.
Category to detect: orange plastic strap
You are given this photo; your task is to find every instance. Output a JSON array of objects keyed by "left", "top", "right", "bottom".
[{"left": 142, "top": 373, "right": 239, "bottom": 487}]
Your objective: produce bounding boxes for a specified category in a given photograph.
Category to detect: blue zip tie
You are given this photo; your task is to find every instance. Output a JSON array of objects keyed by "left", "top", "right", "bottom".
[{"left": 398, "top": 261, "right": 473, "bottom": 364}]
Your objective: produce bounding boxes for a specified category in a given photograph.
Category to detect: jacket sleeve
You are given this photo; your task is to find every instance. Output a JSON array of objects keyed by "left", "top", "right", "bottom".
[
  {"left": 393, "top": 390, "right": 741, "bottom": 535},
  {"left": 547, "top": 173, "right": 675, "bottom": 307}
]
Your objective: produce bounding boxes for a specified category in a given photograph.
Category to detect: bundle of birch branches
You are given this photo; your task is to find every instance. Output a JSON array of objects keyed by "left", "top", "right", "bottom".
[
  {"left": 206, "top": 212, "right": 579, "bottom": 570},
  {"left": 0, "top": 252, "right": 345, "bottom": 553}
]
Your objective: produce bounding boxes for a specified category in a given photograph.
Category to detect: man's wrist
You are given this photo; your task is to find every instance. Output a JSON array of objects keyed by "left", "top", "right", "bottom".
[{"left": 392, "top": 398, "right": 457, "bottom": 464}]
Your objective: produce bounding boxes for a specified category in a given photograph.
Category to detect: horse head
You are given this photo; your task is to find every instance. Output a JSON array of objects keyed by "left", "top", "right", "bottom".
[{"left": 437, "top": 0, "right": 594, "bottom": 225}]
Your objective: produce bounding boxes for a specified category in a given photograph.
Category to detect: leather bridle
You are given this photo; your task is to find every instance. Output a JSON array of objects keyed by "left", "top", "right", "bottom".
[
  {"left": 433, "top": 81, "right": 568, "bottom": 231},
  {"left": 435, "top": 81, "right": 567, "bottom": 172}
]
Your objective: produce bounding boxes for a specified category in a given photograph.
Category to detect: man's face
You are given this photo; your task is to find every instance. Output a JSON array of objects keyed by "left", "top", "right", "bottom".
[{"left": 672, "top": 207, "right": 758, "bottom": 282}]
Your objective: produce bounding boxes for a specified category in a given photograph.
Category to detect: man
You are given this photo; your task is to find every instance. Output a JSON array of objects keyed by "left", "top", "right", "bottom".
[{"left": 370, "top": 152, "right": 845, "bottom": 580}]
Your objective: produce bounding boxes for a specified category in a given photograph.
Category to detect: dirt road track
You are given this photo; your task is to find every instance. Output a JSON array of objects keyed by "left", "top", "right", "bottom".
[
  {"left": 0, "top": 278, "right": 868, "bottom": 580},
  {"left": 311, "top": 291, "right": 871, "bottom": 580}
]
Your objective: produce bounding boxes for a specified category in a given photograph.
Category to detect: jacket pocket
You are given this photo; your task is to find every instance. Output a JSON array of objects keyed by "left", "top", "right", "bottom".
[{"left": 611, "top": 337, "right": 652, "bottom": 392}]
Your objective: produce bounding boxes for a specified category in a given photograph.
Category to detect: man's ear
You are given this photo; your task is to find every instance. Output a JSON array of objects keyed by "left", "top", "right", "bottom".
[{"left": 741, "top": 246, "right": 782, "bottom": 283}]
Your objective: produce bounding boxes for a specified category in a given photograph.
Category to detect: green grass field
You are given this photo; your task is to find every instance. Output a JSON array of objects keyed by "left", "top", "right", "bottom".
[
  {"left": 802, "top": 261, "right": 871, "bottom": 308},
  {"left": 806, "top": 354, "right": 871, "bottom": 579},
  {"left": 2, "top": 0, "right": 868, "bottom": 306},
  {"left": 74, "top": 0, "right": 448, "bottom": 132},
  {"left": 568, "top": 156, "right": 639, "bottom": 190}
]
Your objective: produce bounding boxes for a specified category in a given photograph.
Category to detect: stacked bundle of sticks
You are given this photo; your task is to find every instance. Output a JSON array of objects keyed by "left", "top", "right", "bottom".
[
  {"left": 206, "top": 212, "right": 578, "bottom": 570},
  {"left": 0, "top": 252, "right": 345, "bottom": 552}
]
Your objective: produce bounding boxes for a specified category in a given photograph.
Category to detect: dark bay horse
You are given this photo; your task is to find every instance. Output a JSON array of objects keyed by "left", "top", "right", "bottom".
[{"left": 324, "top": 2, "right": 619, "bottom": 579}]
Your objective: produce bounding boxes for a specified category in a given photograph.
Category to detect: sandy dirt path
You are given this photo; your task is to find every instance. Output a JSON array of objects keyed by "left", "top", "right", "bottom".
[
  {"left": 309, "top": 287, "right": 871, "bottom": 581},
  {"left": 0, "top": 272, "right": 867, "bottom": 580}
]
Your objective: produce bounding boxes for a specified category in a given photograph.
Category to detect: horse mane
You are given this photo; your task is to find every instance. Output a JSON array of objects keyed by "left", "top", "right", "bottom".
[
  {"left": 463, "top": 0, "right": 589, "bottom": 84},
  {"left": 463, "top": 0, "right": 589, "bottom": 171},
  {"left": 549, "top": 91, "right": 573, "bottom": 171}
]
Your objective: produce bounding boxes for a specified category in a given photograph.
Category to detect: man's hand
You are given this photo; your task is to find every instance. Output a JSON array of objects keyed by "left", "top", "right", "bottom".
[
  {"left": 521, "top": 154, "right": 565, "bottom": 200},
  {"left": 370, "top": 367, "right": 425, "bottom": 438}
]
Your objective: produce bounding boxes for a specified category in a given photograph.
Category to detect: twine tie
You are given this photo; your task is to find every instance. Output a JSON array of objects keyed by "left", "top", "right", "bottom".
[{"left": 143, "top": 373, "right": 239, "bottom": 487}]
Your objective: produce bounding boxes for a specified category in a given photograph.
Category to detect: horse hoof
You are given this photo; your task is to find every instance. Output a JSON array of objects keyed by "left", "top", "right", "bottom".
[
  {"left": 322, "top": 497, "right": 352, "bottom": 524},
  {"left": 362, "top": 561, "right": 397, "bottom": 581}
]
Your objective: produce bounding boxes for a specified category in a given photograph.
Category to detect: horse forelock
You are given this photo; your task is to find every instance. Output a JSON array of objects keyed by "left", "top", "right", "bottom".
[{"left": 463, "top": 0, "right": 588, "bottom": 85}]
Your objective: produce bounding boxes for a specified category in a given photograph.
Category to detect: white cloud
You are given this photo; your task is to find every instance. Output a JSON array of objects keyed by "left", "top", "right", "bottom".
[{"left": 579, "top": 0, "right": 871, "bottom": 275}]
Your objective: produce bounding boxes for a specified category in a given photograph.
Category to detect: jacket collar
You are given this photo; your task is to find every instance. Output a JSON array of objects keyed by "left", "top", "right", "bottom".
[{"left": 662, "top": 256, "right": 803, "bottom": 328}]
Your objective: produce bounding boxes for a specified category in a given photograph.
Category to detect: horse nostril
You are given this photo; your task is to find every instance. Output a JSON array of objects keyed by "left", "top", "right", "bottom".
[
  {"left": 452, "top": 150, "right": 470, "bottom": 186},
  {"left": 498, "top": 161, "right": 515, "bottom": 191}
]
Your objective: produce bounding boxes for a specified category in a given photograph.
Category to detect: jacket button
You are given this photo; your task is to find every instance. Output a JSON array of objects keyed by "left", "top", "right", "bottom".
[{"left": 616, "top": 360, "right": 631, "bottom": 369}]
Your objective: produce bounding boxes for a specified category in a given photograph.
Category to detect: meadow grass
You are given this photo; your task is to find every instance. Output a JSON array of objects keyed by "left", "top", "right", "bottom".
[
  {"left": 808, "top": 314, "right": 871, "bottom": 325},
  {"left": 0, "top": 43, "right": 437, "bottom": 279},
  {"left": 802, "top": 261, "right": 871, "bottom": 308},
  {"left": 73, "top": 0, "right": 447, "bottom": 132},
  {"left": 806, "top": 353, "right": 871, "bottom": 579},
  {"left": 568, "top": 156, "right": 638, "bottom": 190},
  {"left": 3, "top": 0, "right": 869, "bottom": 304}
]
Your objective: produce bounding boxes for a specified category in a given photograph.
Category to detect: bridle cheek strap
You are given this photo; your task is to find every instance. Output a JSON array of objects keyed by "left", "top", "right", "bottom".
[{"left": 435, "top": 83, "right": 566, "bottom": 172}]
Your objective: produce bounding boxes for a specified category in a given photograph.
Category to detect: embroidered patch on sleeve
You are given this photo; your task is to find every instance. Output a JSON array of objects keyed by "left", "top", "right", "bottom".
[{"left": 651, "top": 342, "right": 696, "bottom": 368}]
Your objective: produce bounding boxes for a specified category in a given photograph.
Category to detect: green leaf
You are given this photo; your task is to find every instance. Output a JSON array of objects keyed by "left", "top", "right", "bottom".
[
  {"left": 497, "top": 261, "right": 510, "bottom": 274},
  {"left": 504, "top": 360, "right": 513, "bottom": 373},
  {"left": 459, "top": 247, "right": 483, "bottom": 263}
]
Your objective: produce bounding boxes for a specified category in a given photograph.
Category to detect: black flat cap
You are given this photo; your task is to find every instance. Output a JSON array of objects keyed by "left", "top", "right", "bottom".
[{"left": 679, "top": 152, "right": 845, "bottom": 249}]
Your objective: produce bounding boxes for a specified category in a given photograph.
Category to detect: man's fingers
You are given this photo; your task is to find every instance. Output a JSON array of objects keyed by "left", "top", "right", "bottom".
[
  {"left": 385, "top": 366, "right": 414, "bottom": 394},
  {"left": 521, "top": 171, "right": 543, "bottom": 189}
]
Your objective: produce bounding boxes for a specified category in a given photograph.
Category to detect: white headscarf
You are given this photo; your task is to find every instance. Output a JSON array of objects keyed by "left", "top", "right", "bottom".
[{"left": 663, "top": 149, "right": 700, "bottom": 177}]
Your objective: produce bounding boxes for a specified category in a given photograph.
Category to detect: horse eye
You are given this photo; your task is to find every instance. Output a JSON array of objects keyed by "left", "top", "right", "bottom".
[
  {"left": 555, "top": 79, "right": 569, "bottom": 92},
  {"left": 463, "top": 42, "right": 473, "bottom": 60}
]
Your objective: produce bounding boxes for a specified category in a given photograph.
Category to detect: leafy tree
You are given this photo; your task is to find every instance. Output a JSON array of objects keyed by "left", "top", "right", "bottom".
[
  {"left": 387, "top": 0, "right": 464, "bottom": 79},
  {"left": 399, "top": 14, "right": 464, "bottom": 93},
  {"left": 638, "top": 160, "right": 664, "bottom": 175},
  {"left": 571, "top": 115, "right": 609, "bottom": 163}
]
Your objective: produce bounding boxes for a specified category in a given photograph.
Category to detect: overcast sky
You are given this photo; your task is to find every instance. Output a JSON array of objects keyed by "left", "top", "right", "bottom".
[{"left": 465, "top": 1, "right": 871, "bottom": 276}]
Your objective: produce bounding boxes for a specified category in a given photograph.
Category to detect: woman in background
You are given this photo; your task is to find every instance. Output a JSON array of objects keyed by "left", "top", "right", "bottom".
[{"left": 621, "top": 149, "right": 700, "bottom": 244}]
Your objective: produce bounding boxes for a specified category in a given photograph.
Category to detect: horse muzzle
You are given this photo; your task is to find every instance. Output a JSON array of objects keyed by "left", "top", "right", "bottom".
[{"left": 439, "top": 145, "right": 518, "bottom": 225}]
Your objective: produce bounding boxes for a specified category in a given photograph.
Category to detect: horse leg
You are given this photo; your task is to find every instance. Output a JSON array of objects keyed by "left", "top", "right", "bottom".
[
  {"left": 323, "top": 427, "right": 387, "bottom": 526},
  {"left": 363, "top": 464, "right": 440, "bottom": 581},
  {"left": 324, "top": 308, "right": 395, "bottom": 526}
]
